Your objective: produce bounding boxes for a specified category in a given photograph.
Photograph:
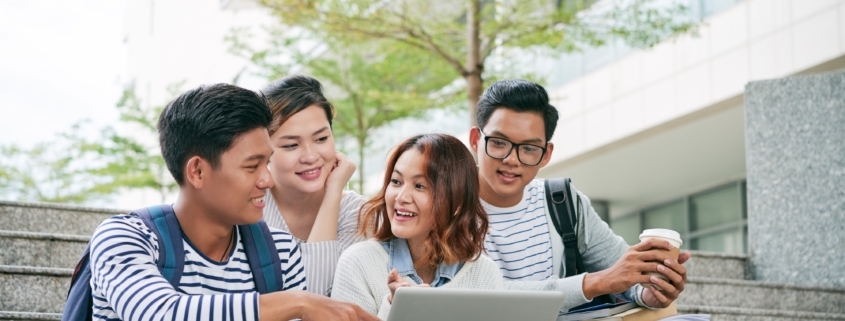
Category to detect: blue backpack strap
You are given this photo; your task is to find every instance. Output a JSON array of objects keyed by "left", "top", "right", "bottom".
[
  {"left": 239, "top": 221, "right": 285, "bottom": 293},
  {"left": 61, "top": 244, "right": 94, "bottom": 321},
  {"left": 135, "top": 204, "right": 185, "bottom": 288},
  {"left": 62, "top": 205, "right": 186, "bottom": 321}
]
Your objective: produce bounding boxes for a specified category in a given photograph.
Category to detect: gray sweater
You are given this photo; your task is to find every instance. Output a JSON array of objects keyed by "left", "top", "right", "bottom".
[{"left": 501, "top": 181, "right": 651, "bottom": 312}]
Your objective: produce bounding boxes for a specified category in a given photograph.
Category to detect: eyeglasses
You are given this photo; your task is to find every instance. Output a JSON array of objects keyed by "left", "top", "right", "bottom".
[{"left": 479, "top": 130, "right": 547, "bottom": 166}]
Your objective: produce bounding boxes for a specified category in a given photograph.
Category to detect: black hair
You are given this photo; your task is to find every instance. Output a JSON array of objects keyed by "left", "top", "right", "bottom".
[
  {"left": 476, "top": 79, "right": 560, "bottom": 142},
  {"left": 158, "top": 83, "right": 272, "bottom": 185},
  {"left": 261, "top": 75, "right": 335, "bottom": 136}
]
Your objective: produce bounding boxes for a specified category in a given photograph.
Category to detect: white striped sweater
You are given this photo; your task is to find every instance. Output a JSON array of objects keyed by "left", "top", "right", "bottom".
[
  {"left": 262, "top": 191, "right": 366, "bottom": 296},
  {"left": 89, "top": 214, "right": 306, "bottom": 321}
]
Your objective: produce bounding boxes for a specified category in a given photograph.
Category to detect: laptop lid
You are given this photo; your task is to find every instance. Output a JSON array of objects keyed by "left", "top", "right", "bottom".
[{"left": 387, "top": 287, "right": 565, "bottom": 321}]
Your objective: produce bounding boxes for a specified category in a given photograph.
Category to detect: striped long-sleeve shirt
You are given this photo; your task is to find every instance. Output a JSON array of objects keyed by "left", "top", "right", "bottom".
[
  {"left": 262, "top": 191, "right": 366, "bottom": 296},
  {"left": 89, "top": 214, "right": 307, "bottom": 321},
  {"left": 483, "top": 179, "right": 554, "bottom": 281}
]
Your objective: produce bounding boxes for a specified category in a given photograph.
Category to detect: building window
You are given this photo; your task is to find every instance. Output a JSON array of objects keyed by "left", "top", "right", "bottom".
[
  {"left": 643, "top": 201, "right": 687, "bottom": 242},
  {"left": 611, "top": 212, "right": 640, "bottom": 246},
  {"left": 610, "top": 180, "right": 747, "bottom": 254}
]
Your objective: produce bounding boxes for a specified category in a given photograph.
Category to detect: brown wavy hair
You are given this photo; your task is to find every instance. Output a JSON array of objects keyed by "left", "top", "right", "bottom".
[{"left": 359, "top": 134, "right": 489, "bottom": 267}]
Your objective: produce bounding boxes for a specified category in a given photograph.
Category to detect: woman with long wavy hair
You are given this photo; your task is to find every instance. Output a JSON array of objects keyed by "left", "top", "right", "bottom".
[{"left": 331, "top": 133, "right": 503, "bottom": 319}]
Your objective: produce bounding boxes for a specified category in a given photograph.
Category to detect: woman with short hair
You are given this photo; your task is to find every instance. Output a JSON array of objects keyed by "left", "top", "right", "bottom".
[{"left": 261, "top": 75, "right": 365, "bottom": 296}]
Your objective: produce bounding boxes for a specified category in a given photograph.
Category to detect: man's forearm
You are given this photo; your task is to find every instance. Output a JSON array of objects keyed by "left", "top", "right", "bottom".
[
  {"left": 259, "top": 291, "right": 305, "bottom": 321},
  {"left": 581, "top": 271, "right": 608, "bottom": 300},
  {"left": 504, "top": 274, "right": 592, "bottom": 312}
]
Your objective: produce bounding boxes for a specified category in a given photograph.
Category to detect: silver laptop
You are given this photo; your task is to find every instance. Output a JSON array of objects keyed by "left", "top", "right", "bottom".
[{"left": 387, "top": 287, "right": 565, "bottom": 321}]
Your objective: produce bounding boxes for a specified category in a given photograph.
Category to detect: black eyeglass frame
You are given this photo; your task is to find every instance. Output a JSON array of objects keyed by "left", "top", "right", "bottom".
[{"left": 478, "top": 129, "right": 548, "bottom": 166}]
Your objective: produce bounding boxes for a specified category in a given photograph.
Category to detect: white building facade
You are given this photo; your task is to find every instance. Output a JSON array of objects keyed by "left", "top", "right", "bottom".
[{"left": 538, "top": 0, "right": 845, "bottom": 254}]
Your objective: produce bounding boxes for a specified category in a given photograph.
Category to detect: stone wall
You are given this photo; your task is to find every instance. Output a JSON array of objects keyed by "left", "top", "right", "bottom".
[{"left": 744, "top": 71, "right": 845, "bottom": 287}]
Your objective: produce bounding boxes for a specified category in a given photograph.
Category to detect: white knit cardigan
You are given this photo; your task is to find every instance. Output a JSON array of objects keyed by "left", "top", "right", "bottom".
[{"left": 331, "top": 239, "right": 504, "bottom": 320}]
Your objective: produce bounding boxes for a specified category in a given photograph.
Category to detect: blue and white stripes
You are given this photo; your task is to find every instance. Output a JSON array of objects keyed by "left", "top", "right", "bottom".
[
  {"left": 89, "top": 214, "right": 306, "bottom": 321},
  {"left": 483, "top": 179, "right": 554, "bottom": 281}
]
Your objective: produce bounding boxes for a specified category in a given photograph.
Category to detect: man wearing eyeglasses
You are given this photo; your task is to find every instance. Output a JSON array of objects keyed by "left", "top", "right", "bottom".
[{"left": 468, "top": 79, "right": 690, "bottom": 313}]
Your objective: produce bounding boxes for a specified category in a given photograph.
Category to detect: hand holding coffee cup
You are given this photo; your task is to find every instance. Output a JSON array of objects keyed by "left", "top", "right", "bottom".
[{"left": 638, "top": 229, "right": 683, "bottom": 291}]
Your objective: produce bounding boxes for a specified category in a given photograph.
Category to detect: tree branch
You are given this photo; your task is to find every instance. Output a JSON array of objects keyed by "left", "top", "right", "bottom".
[
  {"left": 479, "top": 2, "right": 521, "bottom": 62},
  {"left": 303, "top": 3, "right": 468, "bottom": 76}
]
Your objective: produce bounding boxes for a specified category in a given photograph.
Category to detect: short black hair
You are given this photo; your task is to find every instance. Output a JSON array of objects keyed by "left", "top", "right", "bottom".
[
  {"left": 158, "top": 83, "right": 272, "bottom": 185},
  {"left": 476, "top": 79, "right": 559, "bottom": 142}
]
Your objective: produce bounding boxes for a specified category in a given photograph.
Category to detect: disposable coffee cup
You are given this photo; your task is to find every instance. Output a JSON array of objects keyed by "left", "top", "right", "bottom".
[{"left": 638, "top": 229, "right": 682, "bottom": 291}]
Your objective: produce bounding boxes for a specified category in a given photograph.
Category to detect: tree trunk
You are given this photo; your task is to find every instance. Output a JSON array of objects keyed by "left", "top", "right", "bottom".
[
  {"left": 353, "top": 95, "right": 366, "bottom": 194},
  {"left": 357, "top": 135, "right": 366, "bottom": 194},
  {"left": 466, "top": 0, "right": 483, "bottom": 127},
  {"left": 466, "top": 74, "right": 483, "bottom": 127}
]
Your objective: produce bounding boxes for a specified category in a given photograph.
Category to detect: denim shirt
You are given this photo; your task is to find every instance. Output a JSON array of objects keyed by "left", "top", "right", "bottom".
[{"left": 380, "top": 238, "right": 464, "bottom": 287}]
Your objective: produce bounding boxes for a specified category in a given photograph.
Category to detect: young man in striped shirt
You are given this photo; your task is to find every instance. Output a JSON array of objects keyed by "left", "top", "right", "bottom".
[
  {"left": 88, "top": 84, "right": 377, "bottom": 321},
  {"left": 468, "top": 79, "right": 692, "bottom": 312}
]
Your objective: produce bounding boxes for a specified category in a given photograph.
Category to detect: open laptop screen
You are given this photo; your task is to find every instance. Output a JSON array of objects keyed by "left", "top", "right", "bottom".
[{"left": 388, "top": 287, "right": 565, "bottom": 321}]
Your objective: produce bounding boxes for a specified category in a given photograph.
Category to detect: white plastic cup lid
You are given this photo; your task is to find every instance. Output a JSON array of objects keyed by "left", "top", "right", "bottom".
[{"left": 639, "top": 229, "right": 683, "bottom": 247}]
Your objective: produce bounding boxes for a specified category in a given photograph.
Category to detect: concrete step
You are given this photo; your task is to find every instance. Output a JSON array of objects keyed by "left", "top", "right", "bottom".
[
  {"left": 4, "top": 263, "right": 845, "bottom": 319},
  {"left": 677, "top": 277, "right": 845, "bottom": 314},
  {"left": 0, "top": 266, "right": 71, "bottom": 314},
  {"left": 0, "top": 231, "right": 88, "bottom": 269},
  {"left": 0, "top": 201, "right": 122, "bottom": 236},
  {"left": 0, "top": 311, "right": 61, "bottom": 321},
  {"left": 677, "top": 305, "right": 845, "bottom": 320},
  {"left": 684, "top": 251, "right": 748, "bottom": 280}
]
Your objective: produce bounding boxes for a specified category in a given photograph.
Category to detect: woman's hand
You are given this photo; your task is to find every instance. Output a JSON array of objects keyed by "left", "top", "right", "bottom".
[
  {"left": 308, "top": 152, "right": 354, "bottom": 243},
  {"left": 387, "top": 268, "right": 430, "bottom": 303},
  {"left": 325, "top": 152, "right": 356, "bottom": 193},
  {"left": 387, "top": 269, "right": 409, "bottom": 304}
]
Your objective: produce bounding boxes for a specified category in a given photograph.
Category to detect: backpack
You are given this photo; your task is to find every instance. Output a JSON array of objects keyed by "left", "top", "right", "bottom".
[
  {"left": 544, "top": 178, "right": 618, "bottom": 308},
  {"left": 61, "top": 204, "right": 285, "bottom": 321}
]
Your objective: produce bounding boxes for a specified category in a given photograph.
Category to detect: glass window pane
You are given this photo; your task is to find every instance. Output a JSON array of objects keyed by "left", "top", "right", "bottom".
[
  {"left": 591, "top": 200, "right": 610, "bottom": 223},
  {"left": 548, "top": 53, "right": 583, "bottom": 88},
  {"left": 583, "top": 45, "right": 614, "bottom": 74},
  {"left": 702, "top": 0, "right": 740, "bottom": 18},
  {"left": 691, "top": 185, "right": 740, "bottom": 231},
  {"left": 643, "top": 201, "right": 686, "bottom": 233},
  {"left": 741, "top": 181, "right": 747, "bottom": 219},
  {"left": 743, "top": 225, "right": 748, "bottom": 254},
  {"left": 691, "top": 228, "right": 744, "bottom": 254},
  {"left": 611, "top": 214, "right": 640, "bottom": 246}
]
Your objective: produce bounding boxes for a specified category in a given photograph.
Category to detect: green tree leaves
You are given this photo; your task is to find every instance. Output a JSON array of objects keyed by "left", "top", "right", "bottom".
[
  {"left": 0, "top": 86, "right": 178, "bottom": 204},
  {"left": 259, "top": 0, "right": 697, "bottom": 124}
]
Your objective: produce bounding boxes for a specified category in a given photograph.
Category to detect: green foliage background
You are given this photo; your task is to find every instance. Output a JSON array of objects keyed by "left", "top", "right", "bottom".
[{"left": 0, "top": 85, "right": 179, "bottom": 204}]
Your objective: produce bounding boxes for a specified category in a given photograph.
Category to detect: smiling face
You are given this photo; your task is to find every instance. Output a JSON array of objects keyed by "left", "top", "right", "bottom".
[
  {"left": 470, "top": 108, "right": 554, "bottom": 207},
  {"left": 385, "top": 148, "right": 435, "bottom": 245},
  {"left": 199, "top": 127, "right": 275, "bottom": 225},
  {"left": 268, "top": 105, "right": 337, "bottom": 194}
]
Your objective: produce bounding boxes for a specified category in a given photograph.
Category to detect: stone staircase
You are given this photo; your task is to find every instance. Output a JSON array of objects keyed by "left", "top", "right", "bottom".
[
  {"left": 1, "top": 201, "right": 844, "bottom": 320},
  {"left": 0, "top": 201, "right": 120, "bottom": 321},
  {"left": 676, "top": 251, "right": 845, "bottom": 320}
]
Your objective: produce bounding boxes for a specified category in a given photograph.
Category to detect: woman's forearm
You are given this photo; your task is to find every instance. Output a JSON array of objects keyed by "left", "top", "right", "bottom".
[{"left": 307, "top": 187, "right": 343, "bottom": 243}]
